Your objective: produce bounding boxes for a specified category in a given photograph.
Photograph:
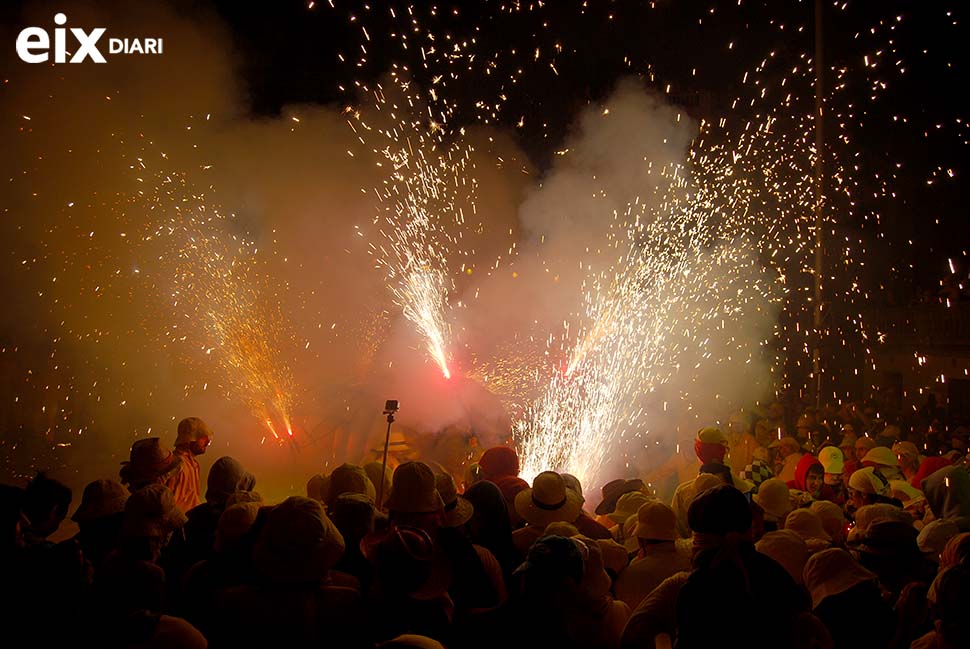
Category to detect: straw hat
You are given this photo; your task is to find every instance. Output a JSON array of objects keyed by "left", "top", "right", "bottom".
[
  {"left": 862, "top": 446, "right": 900, "bottom": 468},
  {"left": 386, "top": 462, "right": 444, "bottom": 514},
  {"left": 635, "top": 500, "right": 678, "bottom": 542},
  {"left": 122, "top": 483, "right": 187, "bottom": 538},
  {"left": 434, "top": 472, "right": 473, "bottom": 527},
  {"left": 784, "top": 508, "right": 831, "bottom": 542},
  {"left": 803, "top": 548, "right": 878, "bottom": 609},
  {"left": 214, "top": 501, "right": 261, "bottom": 552},
  {"left": 254, "top": 496, "right": 345, "bottom": 585},
  {"left": 753, "top": 478, "right": 793, "bottom": 521},
  {"left": 594, "top": 478, "right": 644, "bottom": 515},
  {"left": 326, "top": 463, "right": 376, "bottom": 510},
  {"left": 756, "top": 530, "right": 809, "bottom": 584},
  {"left": 609, "top": 491, "right": 652, "bottom": 526},
  {"left": 72, "top": 479, "right": 129, "bottom": 524},
  {"left": 176, "top": 416, "right": 213, "bottom": 445},
  {"left": 818, "top": 446, "right": 844, "bottom": 474},
  {"left": 515, "top": 471, "right": 583, "bottom": 529},
  {"left": 893, "top": 441, "right": 920, "bottom": 464},
  {"left": 560, "top": 473, "right": 585, "bottom": 503},
  {"left": 119, "top": 438, "right": 182, "bottom": 486}
]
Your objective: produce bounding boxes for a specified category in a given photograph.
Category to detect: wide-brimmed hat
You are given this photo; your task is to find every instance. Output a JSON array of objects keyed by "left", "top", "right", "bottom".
[
  {"left": 862, "top": 446, "right": 900, "bottom": 468},
  {"left": 254, "top": 496, "right": 345, "bottom": 585},
  {"left": 803, "top": 548, "right": 878, "bottom": 609},
  {"left": 176, "top": 416, "right": 213, "bottom": 445},
  {"left": 753, "top": 478, "right": 793, "bottom": 521},
  {"left": 119, "top": 438, "right": 182, "bottom": 486},
  {"left": 839, "top": 432, "right": 858, "bottom": 449},
  {"left": 809, "top": 500, "right": 846, "bottom": 540},
  {"left": 609, "top": 491, "right": 652, "bottom": 526},
  {"left": 561, "top": 473, "right": 585, "bottom": 503},
  {"left": 122, "top": 483, "right": 187, "bottom": 538},
  {"left": 818, "top": 446, "right": 844, "bottom": 474},
  {"left": 434, "top": 472, "right": 473, "bottom": 527},
  {"left": 768, "top": 437, "right": 801, "bottom": 456},
  {"left": 515, "top": 471, "right": 583, "bottom": 529},
  {"left": 594, "top": 478, "right": 644, "bottom": 515},
  {"left": 893, "top": 441, "right": 919, "bottom": 464},
  {"left": 785, "top": 508, "right": 831, "bottom": 542},
  {"left": 386, "top": 462, "right": 444, "bottom": 514},
  {"left": 756, "top": 530, "right": 809, "bottom": 584},
  {"left": 330, "top": 492, "right": 378, "bottom": 541},
  {"left": 917, "top": 519, "right": 961, "bottom": 562},
  {"left": 326, "top": 463, "right": 376, "bottom": 510},
  {"left": 854, "top": 519, "right": 919, "bottom": 558},
  {"left": 635, "top": 500, "right": 678, "bottom": 541},
  {"left": 72, "top": 479, "right": 129, "bottom": 524},
  {"left": 598, "top": 538, "right": 631, "bottom": 575},
  {"left": 362, "top": 524, "right": 451, "bottom": 599}
]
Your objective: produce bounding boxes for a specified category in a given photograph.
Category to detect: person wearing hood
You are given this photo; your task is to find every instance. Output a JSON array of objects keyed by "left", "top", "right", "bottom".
[
  {"left": 922, "top": 465, "right": 970, "bottom": 531},
  {"left": 912, "top": 455, "right": 954, "bottom": 490},
  {"left": 182, "top": 456, "right": 257, "bottom": 567},
  {"left": 786, "top": 453, "right": 835, "bottom": 502}
]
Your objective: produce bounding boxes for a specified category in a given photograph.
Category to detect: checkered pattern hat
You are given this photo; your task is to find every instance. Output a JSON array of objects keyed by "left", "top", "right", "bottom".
[{"left": 741, "top": 459, "right": 774, "bottom": 492}]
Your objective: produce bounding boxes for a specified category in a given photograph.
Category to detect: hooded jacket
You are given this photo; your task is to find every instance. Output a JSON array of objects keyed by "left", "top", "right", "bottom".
[
  {"left": 786, "top": 454, "right": 838, "bottom": 502},
  {"left": 922, "top": 466, "right": 970, "bottom": 530}
]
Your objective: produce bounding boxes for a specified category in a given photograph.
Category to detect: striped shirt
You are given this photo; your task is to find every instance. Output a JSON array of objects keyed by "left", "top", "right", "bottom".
[{"left": 166, "top": 447, "right": 202, "bottom": 512}]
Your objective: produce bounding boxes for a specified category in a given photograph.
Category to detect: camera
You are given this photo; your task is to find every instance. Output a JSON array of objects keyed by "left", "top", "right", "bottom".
[{"left": 383, "top": 399, "right": 399, "bottom": 414}]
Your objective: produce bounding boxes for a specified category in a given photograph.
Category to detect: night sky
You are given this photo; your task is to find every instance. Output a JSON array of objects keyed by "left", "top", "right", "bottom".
[{"left": 199, "top": 0, "right": 969, "bottom": 294}]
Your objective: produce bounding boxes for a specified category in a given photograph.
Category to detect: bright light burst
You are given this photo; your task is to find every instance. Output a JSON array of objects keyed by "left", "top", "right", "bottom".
[
  {"left": 349, "top": 76, "right": 479, "bottom": 380},
  {"left": 137, "top": 161, "right": 299, "bottom": 442}
]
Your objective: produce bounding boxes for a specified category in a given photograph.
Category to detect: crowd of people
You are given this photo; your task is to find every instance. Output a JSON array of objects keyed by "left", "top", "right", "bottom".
[{"left": 3, "top": 404, "right": 970, "bottom": 649}]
